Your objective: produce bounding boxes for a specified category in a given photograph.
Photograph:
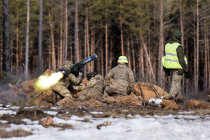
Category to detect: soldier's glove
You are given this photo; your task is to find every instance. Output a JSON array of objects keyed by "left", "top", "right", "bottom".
[{"left": 184, "top": 71, "right": 190, "bottom": 78}]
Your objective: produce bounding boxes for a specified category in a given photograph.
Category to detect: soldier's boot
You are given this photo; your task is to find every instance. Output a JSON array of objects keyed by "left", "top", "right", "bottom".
[{"left": 56, "top": 96, "right": 72, "bottom": 106}]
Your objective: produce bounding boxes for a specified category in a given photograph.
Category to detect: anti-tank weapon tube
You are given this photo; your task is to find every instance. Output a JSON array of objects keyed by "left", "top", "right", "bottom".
[{"left": 58, "top": 54, "right": 98, "bottom": 77}]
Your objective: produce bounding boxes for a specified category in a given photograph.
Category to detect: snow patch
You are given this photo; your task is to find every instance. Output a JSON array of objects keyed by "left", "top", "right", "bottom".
[
  {"left": 90, "top": 111, "right": 104, "bottom": 114},
  {"left": 0, "top": 110, "right": 16, "bottom": 115},
  {"left": 44, "top": 111, "right": 58, "bottom": 116},
  {"left": 149, "top": 98, "right": 162, "bottom": 105}
]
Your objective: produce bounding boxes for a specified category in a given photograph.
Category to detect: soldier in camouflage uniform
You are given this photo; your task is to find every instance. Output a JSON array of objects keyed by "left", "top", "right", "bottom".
[
  {"left": 162, "top": 29, "right": 189, "bottom": 98},
  {"left": 104, "top": 56, "right": 135, "bottom": 96},
  {"left": 74, "top": 72, "right": 104, "bottom": 101},
  {"left": 52, "top": 60, "right": 82, "bottom": 106}
]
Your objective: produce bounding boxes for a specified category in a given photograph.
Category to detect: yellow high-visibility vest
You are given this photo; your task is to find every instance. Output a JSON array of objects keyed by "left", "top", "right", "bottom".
[{"left": 162, "top": 42, "right": 187, "bottom": 69}]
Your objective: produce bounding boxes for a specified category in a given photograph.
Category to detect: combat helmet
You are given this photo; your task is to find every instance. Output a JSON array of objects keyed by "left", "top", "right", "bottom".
[
  {"left": 62, "top": 60, "right": 72, "bottom": 69},
  {"left": 117, "top": 56, "right": 128, "bottom": 63},
  {"left": 172, "top": 29, "right": 182, "bottom": 40}
]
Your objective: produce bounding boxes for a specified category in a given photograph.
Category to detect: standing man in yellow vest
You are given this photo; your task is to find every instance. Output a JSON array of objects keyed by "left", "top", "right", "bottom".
[{"left": 162, "top": 29, "right": 189, "bottom": 99}]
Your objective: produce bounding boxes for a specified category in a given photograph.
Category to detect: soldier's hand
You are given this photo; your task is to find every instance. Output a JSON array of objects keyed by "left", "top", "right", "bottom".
[{"left": 79, "top": 72, "right": 83, "bottom": 76}]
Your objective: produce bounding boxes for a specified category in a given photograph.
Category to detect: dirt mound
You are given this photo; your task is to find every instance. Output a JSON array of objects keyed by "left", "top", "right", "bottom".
[
  {"left": 21, "top": 79, "right": 36, "bottom": 93},
  {"left": 160, "top": 99, "right": 179, "bottom": 110},
  {"left": 134, "top": 82, "right": 168, "bottom": 101},
  {"left": 101, "top": 94, "right": 142, "bottom": 106},
  {"left": 184, "top": 100, "right": 209, "bottom": 109}
]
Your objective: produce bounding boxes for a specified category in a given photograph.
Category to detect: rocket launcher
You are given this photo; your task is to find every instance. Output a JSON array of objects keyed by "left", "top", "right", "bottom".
[{"left": 58, "top": 54, "right": 98, "bottom": 77}]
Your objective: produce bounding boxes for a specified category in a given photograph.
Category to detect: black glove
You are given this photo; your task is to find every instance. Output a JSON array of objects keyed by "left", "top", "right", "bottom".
[{"left": 184, "top": 71, "right": 190, "bottom": 78}]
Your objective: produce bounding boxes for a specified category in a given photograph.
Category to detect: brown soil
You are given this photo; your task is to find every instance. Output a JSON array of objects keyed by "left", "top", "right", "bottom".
[
  {"left": 184, "top": 99, "right": 209, "bottom": 109},
  {"left": 134, "top": 82, "right": 169, "bottom": 101},
  {"left": 161, "top": 99, "right": 179, "bottom": 110}
]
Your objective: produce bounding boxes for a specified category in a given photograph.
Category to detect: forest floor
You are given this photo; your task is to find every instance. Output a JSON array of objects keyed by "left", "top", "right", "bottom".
[{"left": 0, "top": 96, "right": 210, "bottom": 139}]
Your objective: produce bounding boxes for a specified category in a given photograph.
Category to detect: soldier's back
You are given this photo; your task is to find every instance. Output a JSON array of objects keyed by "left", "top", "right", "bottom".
[{"left": 112, "top": 64, "right": 131, "bottom": 81}]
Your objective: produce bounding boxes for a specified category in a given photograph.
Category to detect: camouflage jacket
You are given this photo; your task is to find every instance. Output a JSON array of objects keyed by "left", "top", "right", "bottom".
[
  {"left": 78, "top": 74, "right": 104, "bottom": 92},
  {"left": 105, "top": 64, "right": 135, "bottom": 91},
  {"left": 56, "top": 73, "right": 82, "bottom": 88}
]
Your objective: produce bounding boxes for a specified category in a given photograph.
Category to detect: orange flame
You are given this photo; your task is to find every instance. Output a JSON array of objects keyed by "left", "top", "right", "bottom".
[{"left": 34, "top": 72, "right": 64, "bottom": 92}]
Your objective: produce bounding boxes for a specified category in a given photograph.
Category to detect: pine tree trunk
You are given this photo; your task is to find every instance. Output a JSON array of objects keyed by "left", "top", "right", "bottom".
[
  {"left": 24, "top": 0, "right": 30, "bottom": 78},
  {"left": 109, "top": 38, "right": 113, "bottom": 70},
  {"left": 2, "top": 0, "right": 11, "bottom": 73},
  {"left": 84, "top": 6, "right": 87, "bottom": 75},
  {"left": 178, "top": 0, "right": 184, "bottom": 45},
  {"left": 195, "top": 0, "right": 199, "bottom": 93},
  {"left": 120, "top": 15, "right": 124, "bottom": 56},
  {"left": 178, "top": 0, "right": 185, "bottom": 93},
  {"left": 127, "top": 39, "right": 131, "bottom": 69},
  {"left": 131, "top": 37, "right": 135, "bottom": 73},
  {"left": 10, "top": 40, "right": 13, "bottom": 72},
  {"left": 48, "top": 45, "right": 51, "bottom": 69},
  {"left": 85, "top": 6, "right": 90, "bottom": 72},
  {"left": 193, "top": 13, "right": 197, "bottom": 94},
  {"left": 59, "top": 14, "right": 63, "bottom": 68},
  {"left": 74, "top": 0, "right": 79, "bottom": 63},
  {"left": 48, "top": 10, "right": 56, "bottom": 70},
  {"left": 90, "top": 25, "right": 95, "bottom": 71},
  {"left": 105, "top": 23, "right": 108, "bottom": 74},
  {"left": 20, "top": 41, "right": 23, "bottom": 72},
  {"left": 185, "top": 38, "right": 189, "bottom": 94},
  {"left": 140, "top": 45, "right": 144, "bottom": 79},
  {"left": 100, "top": 32, "right": 104, "bottom": 76},
  {"left": 158, "top": 0, "right": 164, "bottom": 87},
  {"left": 87, "top": 22, "right": 90, "bottom": 72},
  {"left": 64, "top": 0, "right": 68, "bottom": 61},
  {"left": 38, "top": 0, "right": 43, "bottom": 73},
  {"left": 16, "top": 15, "right": 19, "bottom": 74},
  {"left": 203, "top": 13, "right": 208, "bottom": 91}
]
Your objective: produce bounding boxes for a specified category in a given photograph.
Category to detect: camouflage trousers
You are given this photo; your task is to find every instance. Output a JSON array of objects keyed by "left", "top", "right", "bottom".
[
  {"left": 105, "top": 80, "right": 129, "bottom": 96},
  {"left": 169, "top": 71, "right": 182, "bottom": 97},
  {"left": 78, "top": 88, "right": 103, "bottom": 101},
  {"left": 52, "top": 85, "right": 72, "bottom": 106},
  {"left": 56, "top": 96, "right": 72, "bottom": 106},
  {"left": 52, "top": 85, "right": 72, "bottom": 98}
]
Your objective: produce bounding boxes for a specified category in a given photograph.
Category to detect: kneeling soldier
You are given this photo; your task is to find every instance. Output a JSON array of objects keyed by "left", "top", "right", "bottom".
[
  {"left": 104, "top": 56, "right": 135, "bottom": 96},
  {"left": 52, "top": 60, "right": 82, "bottom": 106},
  {"left": 74, "top": 72, "right": 104, "bottom": 101}
]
